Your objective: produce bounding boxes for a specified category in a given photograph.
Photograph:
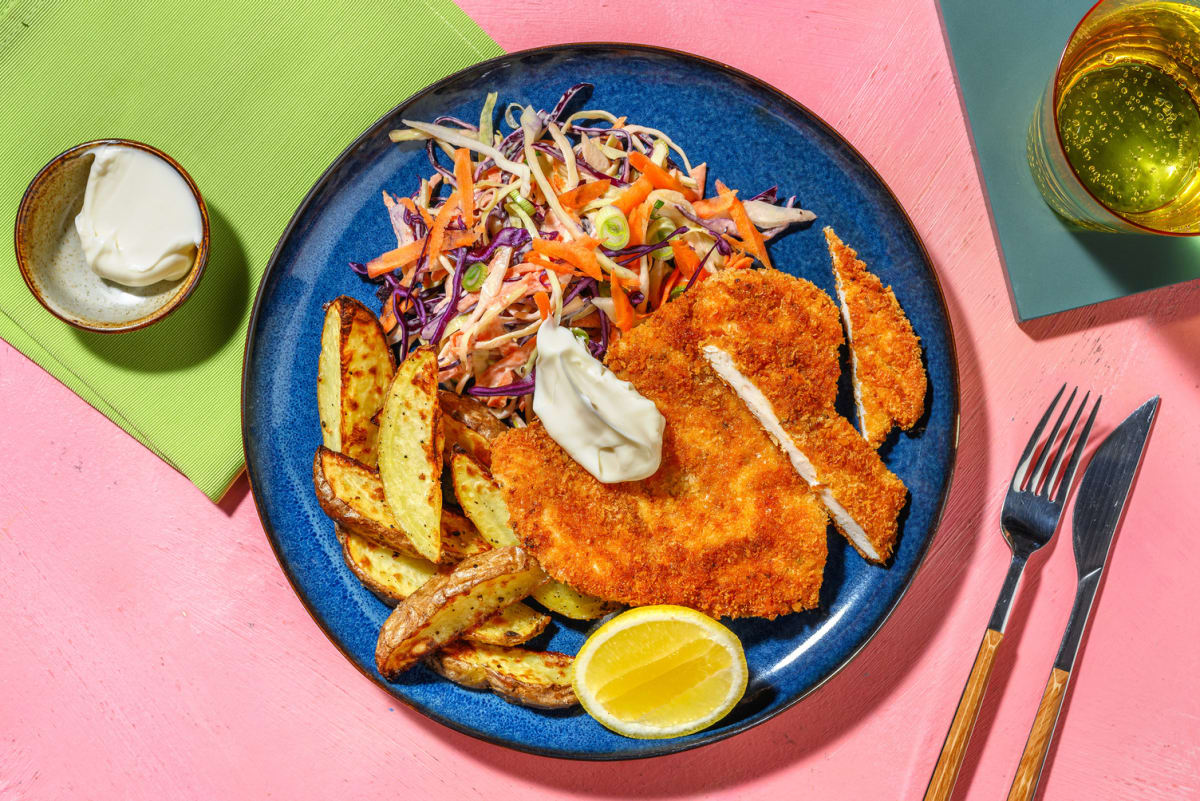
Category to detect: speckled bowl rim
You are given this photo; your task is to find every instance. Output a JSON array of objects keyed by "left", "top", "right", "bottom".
[
  {"left": 13, "top": 138, "right": 210, "bottom": 334},
  {"left": 241, "top": 42, "right": 962, "bottom": 761}
]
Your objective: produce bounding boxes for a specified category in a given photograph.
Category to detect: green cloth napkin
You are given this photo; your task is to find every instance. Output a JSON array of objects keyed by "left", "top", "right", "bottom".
[{"left": 0, "top": 0, "right": 502, "bottom": 499}]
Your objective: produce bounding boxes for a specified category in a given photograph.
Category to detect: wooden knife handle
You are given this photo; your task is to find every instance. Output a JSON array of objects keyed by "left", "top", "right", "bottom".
[
  {"left": 923, "top": 628, "right": 1004, "bottom": 801},
  {"left": 1005, "top": 667, "right": 1071, "bottom": 801}
]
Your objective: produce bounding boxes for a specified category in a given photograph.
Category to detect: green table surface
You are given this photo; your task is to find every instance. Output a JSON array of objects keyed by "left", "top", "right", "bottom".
[
  {"left": 939, "top": 0, "right": 1200, "bottom": 321},
  {"left": 0, "top": 0, "right": 501, "bottom": 499}
]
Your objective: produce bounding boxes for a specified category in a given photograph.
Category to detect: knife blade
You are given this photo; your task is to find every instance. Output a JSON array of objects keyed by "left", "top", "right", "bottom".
[{"left": 1055, "top": 395, "right": 1160, "bottom": 673}]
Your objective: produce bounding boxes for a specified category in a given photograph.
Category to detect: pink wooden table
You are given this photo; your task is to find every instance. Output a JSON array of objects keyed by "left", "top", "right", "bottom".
[{"left": 4, "top": 1, "right": 1199, "bottom": 798}]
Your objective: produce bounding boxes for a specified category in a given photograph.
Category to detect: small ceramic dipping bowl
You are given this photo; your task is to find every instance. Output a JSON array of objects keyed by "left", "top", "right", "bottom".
[{"left": 14, "top": 139, "right": 209, "bottom": 333}]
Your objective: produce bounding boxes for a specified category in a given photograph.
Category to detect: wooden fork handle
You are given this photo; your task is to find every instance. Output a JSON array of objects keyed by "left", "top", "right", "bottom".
[
  {"left": 923, "top": 628, "right": 1004, "bottom": 801},
  {"left": 1005, "top": 668, "right": 1071, "bottom": 801}
]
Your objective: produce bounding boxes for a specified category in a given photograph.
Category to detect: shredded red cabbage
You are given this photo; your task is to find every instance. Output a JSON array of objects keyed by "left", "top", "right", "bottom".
[
  {"left": 674, "top": 206, "right": 734, "bottom": 255},
  {"left": 423, "top": 248, "right": 468, "bottom": 345},
  {"left": 604, "top": 226, "right": 688, "bottom": 264},
  {"left": 433, "top": 115, "right": 478, "bottom": 131},
  {"left": 748, "top": 186, "right": 778, "bottom": 203},
  {"left": 685, "top": 240, "right": 719, "bottom": 292},
  {"left": 549, "top": 83, "right": 592, "bottom": 123},
  {"left": 467, "top": 376, "right": 535, "bottom": 397},
  {"left": 530, "top": 142, "right": 628, "bottom": 186},
  {"left": 469, "top": 226, "right": 531, "bottom": 262}
]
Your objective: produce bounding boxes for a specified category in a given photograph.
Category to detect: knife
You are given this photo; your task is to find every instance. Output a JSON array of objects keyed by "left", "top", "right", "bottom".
[{"left": 1005, "top": 396, "right": 1160, "bottom": 801}]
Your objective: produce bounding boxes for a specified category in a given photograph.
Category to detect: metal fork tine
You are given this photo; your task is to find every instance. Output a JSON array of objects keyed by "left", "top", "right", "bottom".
[
  {"left": 1011, "top": 383, "right": 1066, "bottom": 492},
  {"left": 1053, "top": 394, "right": 1102, "bottom": 506},
  {"left": 1028, "top": 387, "right": 1077, "bottom": 494},
  {"left": 1041, "top": 390, "right": 1089, "bottom": 498}
]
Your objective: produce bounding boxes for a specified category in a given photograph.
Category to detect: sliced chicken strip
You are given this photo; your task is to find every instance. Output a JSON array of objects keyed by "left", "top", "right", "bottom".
[
  {"left": 824, "top": 227, "right": 926, "bottom": 448},
  {"left": 689, "top": 269, "right": 908, "bottom": 563}
]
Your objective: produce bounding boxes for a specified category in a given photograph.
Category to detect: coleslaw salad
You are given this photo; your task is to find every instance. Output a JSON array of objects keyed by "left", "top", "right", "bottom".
[{"left": 350, "top": 83, "right": 816, "bottom": 419}]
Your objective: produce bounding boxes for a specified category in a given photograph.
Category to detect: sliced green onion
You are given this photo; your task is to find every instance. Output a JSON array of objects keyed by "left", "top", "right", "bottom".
[
  {"left": 647, "top": 217, "right": 676, "bottom": 261},
  {"left": 593, "top": 205, "right": 630, "bottom": 249},
  {"left": 570, "top": 326, "right": 590, "bottom": 344},
  {"left": 462, "top": 262, "right": 486, "bottom": 292},
  {"left": 670, "top": 285, "right": 686, "bottom": 300},
  {"left": 504, "top": 189, "right": 536, "bottom": 217}
]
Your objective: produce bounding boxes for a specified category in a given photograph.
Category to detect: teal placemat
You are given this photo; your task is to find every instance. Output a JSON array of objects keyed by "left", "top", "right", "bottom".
[
  {"left": 939, "top": 0, "right": 1200, "bottom": 321},
  {"left": 0, "top": 0, "right": 502, "bottom": 500}
]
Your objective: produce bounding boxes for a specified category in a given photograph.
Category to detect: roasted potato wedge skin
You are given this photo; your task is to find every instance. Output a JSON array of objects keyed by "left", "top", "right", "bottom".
[
  {"left": 443, "top": 416, "right": 494, "bottom": 468},
  {"left": 440, "top": 508, "right": 493, "bottom": 561},
  {"left": 317, "top": 448, "right": 488, "bottom": 564},
  {"left": 317, "top": 296, "right": 395, "bottom": 466},
  {"left": 374, "top": 546, "right": 548, "bottom": 679},
  {"left": 315, "top": 447, "right": 423, "bottom": 559},
  {"left": 427, "top": 641, "right": 577, "bottom": 709},
  {"left": 438, "top": 390, "right": 508, "bottom": 440},
  {"left": 451, "top": 454, "right": 619, "bottom": 620},
  {"left": 377, "top": 349, "right": 443, "bottom": 562},
  {"left": 337, "top": 528, "right": 549, "bottom": 645}
]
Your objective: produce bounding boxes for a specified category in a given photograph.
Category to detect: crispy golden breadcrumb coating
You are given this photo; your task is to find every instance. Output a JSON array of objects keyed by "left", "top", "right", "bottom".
[
  {"left": 491, "top": 290, "right": 828, "bottom": 619},
  {"left": 824, "top": 227, "right": 927, "bottom": 448},
  {"left": 693, "top": 270, "right": 908, "bottom": 563}
]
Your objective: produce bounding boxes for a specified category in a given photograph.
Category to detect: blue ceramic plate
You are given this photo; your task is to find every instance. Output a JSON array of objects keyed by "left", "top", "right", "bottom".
[{"left": 243, "top": 44, "right": 959, "bottom": 760}]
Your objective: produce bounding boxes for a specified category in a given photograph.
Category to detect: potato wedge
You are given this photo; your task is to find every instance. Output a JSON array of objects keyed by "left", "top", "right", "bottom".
[
  {"left": 316, "top": 448, "right": 488, "bottom": 563},
  {"left": 317, "top": 296, "right": 395, "bottom": 466},
  {"left": 451, "top": 454, "right": 620, "bottom": 620},
  {"left": 377, "top": 348, "right": 442, "bottom": 562},
  {"left": 374, "top": 545, "right": 547, "bottom": 679},
  {"left": 442, "top": 416, "right": 494, "bottom": 468},
  {"left": 439, "top": 508, "right": 493, "bottom": 560},
  {"left": 426, "top": 641, "right": 577, "bottom": 709},
  {"left": 438, "top": 390, "right": 508, "bottom": 440},
  {"left": 337, "top": 528, "right": 549, "bottom": 646}
]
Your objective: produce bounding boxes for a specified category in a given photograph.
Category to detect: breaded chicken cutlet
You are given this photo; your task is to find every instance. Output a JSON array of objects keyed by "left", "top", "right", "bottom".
[
  {"left": 491, "top": 293, "right": 829, "bottom": 620},
  {"left": 691, "top": 269, "right": 909, "bottom": 563},
  {"left": 824, "top": 228, "right": 927, "bottom": 448}
]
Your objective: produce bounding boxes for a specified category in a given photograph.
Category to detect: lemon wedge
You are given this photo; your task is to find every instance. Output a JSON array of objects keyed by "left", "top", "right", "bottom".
[{"left": 571, "top": 605, "right": 748, "bottom": 739}]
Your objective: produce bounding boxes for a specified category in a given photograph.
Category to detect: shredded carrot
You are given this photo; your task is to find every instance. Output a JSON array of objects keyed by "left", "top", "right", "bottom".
[
  {"left": 611, "top": 176, "right": 653, "bottom": 215},
  {"left": 380, "top": 299, "right": 397, "bottom": 331},
  {"left": 398, "top": 196, "right": 434, "bottom": 228},
  {"left": 571, "top": 311, "right": 600, "bottom": 328},
  {"left": 727, "top": 255, "right": 753, "bottom": 270},
  {"left": 610, "top": 276, "right": 636, "bottom": 332},
  {"left": 627, "top": 202, "right": 649, "bottom": 247},
  {"left": 669, "top": 240, "right": 702, "bottom": 280},
  {"left": 556, "top": 179, "right": 611, "bottom": 211},
  {"left": 530, "top": 237, "right": 605, "bottom": 281},
  {"left": 533, "top": 291, "right": 551, "bottom": 320},
  {"left": 426, "top": 191, "right": 461, "bottom": 269},
  {"left": 657, "top": 267, "right": 684, "bottom": 307},
  {"left": 719, "top": 185, "right": 771, "bottom": 269},
  {"left": 692, "top": 192, "right": 737, "bottom": 218},
  {"left": 366, "top": 227, "right": 477, "bottom": 278},
  {"left": 453, "top": 150, "right": 475, "bottom": 227},
  {"left": 627, "top": 152, "right": 698, "bottom": 201}
]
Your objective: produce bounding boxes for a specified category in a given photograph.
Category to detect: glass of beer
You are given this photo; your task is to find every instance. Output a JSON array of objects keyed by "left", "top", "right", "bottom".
[{"left": 1028, "top": 0, "right": 1200, "bottom": 234}]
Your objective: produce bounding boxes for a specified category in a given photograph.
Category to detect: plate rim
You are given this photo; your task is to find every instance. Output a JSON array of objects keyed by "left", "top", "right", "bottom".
[{"left": 240, "top": 41, "right": 961, "bottom": 761}]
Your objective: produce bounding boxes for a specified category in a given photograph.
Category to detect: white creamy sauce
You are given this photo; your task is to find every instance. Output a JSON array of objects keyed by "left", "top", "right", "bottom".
[
  {"left": 74, "top": 145, "right": 202, "bottom": 287},
  {"left": 533, "top": 318, "right": 664, "bottom": 483}
]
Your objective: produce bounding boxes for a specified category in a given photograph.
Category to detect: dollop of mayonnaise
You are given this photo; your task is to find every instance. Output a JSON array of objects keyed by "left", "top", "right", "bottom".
[
  {"left": 533, "top": 318, "right": 665, "bottom": 483},
  {"left": 74, "top": 145, "right": 202, "bottom": 287}
]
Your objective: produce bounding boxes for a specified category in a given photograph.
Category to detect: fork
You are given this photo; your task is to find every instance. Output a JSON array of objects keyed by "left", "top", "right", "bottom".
[{"left": 923, "top": 385, "right": 1101, "bottom": 801}]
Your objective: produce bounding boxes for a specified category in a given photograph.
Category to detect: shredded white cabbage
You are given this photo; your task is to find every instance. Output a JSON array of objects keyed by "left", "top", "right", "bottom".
[
  {"left": 546, "top": 121, "right": 579, "bottom": 191},
  {"left": 398, "top": 119, "right": 531, "bottom": 193}
]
